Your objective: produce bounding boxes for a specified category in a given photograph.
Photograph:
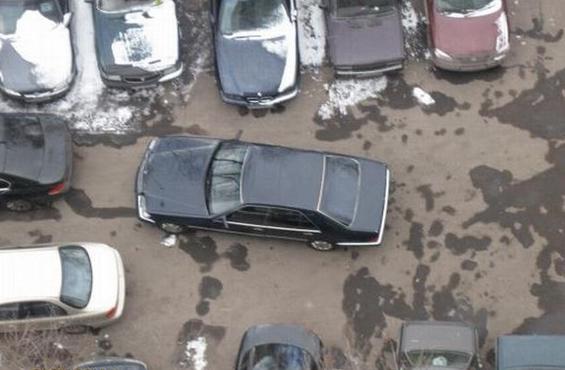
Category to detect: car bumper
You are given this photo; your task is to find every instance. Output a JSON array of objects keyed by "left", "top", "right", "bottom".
[
  {"left": 0, "top": 82, "right": 72, "bottom": 103},
  {"left": 102, "top": 63, "right": 184, "bottom": 89},
  {"left": 432, "top": 54, "right": 506, "bottom": 72},
  {"left": 220, "top": 86, "right": 299, "bottom": 109},
  {"left": 335, "top": 62, "right": 404, "bottom": 78}
]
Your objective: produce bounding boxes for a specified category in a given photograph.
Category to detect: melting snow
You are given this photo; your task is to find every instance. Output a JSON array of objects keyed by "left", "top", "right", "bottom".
[
  {"left": 262, "top": 38, "right": 288, "bottom": 59},
  {"left": 495, "top": 12, "right": 509, "bottom": 53},
  {"left": 184, "top": 337, "right": 207, "bottom": 370},
  {"left": 412, "top": 87, "right": 435, "bottom": 106},
  {"left": 297, "top": 0, "right": 326, "bottom": 68},
  {"left": 317, "top": 77, "right": 388, "bottom": 119},
  {"left": 161, "top": 234, "right": 177, "bottom": 248},
  {"left": 400, "top": 0, "right": 427, "bottom": 60}
]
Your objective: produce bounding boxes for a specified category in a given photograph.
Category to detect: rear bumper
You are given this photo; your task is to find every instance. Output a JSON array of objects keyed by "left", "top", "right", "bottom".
[{"left": 432, "top": 54, "right": 506, "bottom": 72}]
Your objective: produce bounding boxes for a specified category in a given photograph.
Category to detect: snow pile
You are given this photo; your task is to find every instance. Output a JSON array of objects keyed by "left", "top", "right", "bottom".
[
  {"left": 184, "top": 337, "right": 207, "bottom": 370},
  {"left": 400, "top": 0, "right": 426, "bottom": 60},
  {"left": 161, "top": 234, "right": 177, "bottom": 248},
  {"left": 317, "top": 77, "right": 387, "bottom": 119},
  {"left": 297, "top": 0, "right": 326, "bottom": 68},
  {"left": 412, "top": 87, "right": 435, "bottom": 106}
]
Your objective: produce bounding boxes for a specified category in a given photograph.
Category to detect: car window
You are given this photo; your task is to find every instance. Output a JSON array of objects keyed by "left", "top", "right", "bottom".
[
  {"left": 319, "top": 156, "right": 360, "bottom": 226},
  {"left": 227, "top": 206, "right": 269, "bottom": 225},
  {"left": 59, "top": 246, "right": 93, "bottom": 309},
  {"left": 334, "top": 0, "right": 394, "bottom": 17},
  {"left": 0, "top": 178, "right": 11, "bottom": 191},
  {"left": 406, "top": 350, "right": 471, "bottom": 369},
  {"left": 265, "top": 208, "right": 317, "bottom": 230},
  {"left": 0, "top": 0, "right": 62, "bottom": 35},
  {"left": 248, "top": 344, "right": 318, "bottom": 370},
  {"left": 0, "top": 303, "right": 19, "bottom": 321},
  {"left": 436, "top": 0, "right": 497, "bottom": 14},
  {"left": 20, "top": 301, "right": 66, "bottom": 319},
  {"left": 97, "top": 0, "right": 154, "bottom": 12},
  {"left": 207, "top": 142, "right": 248, "bottom": 215},
  {"left": 219, "top": 0, "right": 290, "bottom": 36}
]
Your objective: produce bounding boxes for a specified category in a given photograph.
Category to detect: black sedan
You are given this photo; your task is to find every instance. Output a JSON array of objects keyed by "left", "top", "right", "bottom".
[
  {"left": 236, "top": 324, "right": 323, "bottom": 370},
  {"left": 90, "top": 0, "right": 183, "bottom": 88},
  {"left": 135, "top": 136, "right": 390, "bottom": 251},
  {"left": 0, "top": 113, "right": 72, "bottom": 212},
  {"left": 210, "top": 0, "right": 299, "bottom": 108}
]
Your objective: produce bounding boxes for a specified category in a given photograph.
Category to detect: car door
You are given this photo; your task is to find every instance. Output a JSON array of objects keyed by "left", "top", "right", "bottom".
[
  {"left": 0, "top": 302, "right": 21, "bottom": 332},
  {"left": 225, "top": 206, "right": 271, "bottom": 236},
  {"left": 262, "top": 207, "right": 322, "bottom": 240},
  {"left": 18, "top": 301, "right": 68, "bottom": 331}
]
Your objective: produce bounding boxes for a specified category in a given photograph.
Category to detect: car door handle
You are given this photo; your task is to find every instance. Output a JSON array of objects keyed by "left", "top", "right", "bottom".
[{"left": 251, "top": 227, "right": 264, "bottom": 232}]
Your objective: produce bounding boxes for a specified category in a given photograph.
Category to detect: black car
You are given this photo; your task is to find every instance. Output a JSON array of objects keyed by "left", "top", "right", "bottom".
[
  {"left": 135, "top": 136, "right": 390, "bottom": 251},
  {"left": 236, "top": 324, "right": 323, "bottom": 370},
  {"left": 497, "top": 335, "right": 565, "bottom": 370},
  {"left": 210, "top": 0, "right": 300, "bottom": 108},
  {"left": 90, "top": 0, "right": 183, "bottom": 88},
  {"left": 0, "top": 113, "right": 72, "bottom": 211},
  {"left": 324, "top": 0, "right": 405, "bottom": 77},
  {"left": 74, "top": 357, "right": 148, "bottom": 370}
]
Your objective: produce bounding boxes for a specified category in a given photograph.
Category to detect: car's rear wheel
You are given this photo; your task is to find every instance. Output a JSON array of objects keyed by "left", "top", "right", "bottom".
[
  {"left": 159, "top": 223, "right": 187, "bottom": 234},
  {"left": 5, "top": 199, "right": 33, "bottom": 212},
  {"left": 309, "top": 240, "right": 335, "bottom": 251},
  {"left": 63, "top": 324, "right": 91, "bottom": 335}
]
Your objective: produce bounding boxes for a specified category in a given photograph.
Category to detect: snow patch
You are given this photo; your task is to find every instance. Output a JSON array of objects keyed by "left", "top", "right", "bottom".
[
  {"left": 262, "top": 38, "right": 288, "bottom": 59},
  {"left": 400, "top": 0, "right": 426, "bottom": 60},
  {"left": 184, "top": 337, "right": 207, "bottom": 370},
  {"left": 297, "top": 0, "right": 326, "bottom": 68},
  {"left": 161, "top": 234, "right": 177, "bottom": 248},
  {"left": 400, "top": 0, "right": 418, "bottom": 32},
  {"left": 317, "top": 77, "right": 388, "bottom": 119},
  {"left": 412, "top": 87, "right": 435, "bottom": 106}
]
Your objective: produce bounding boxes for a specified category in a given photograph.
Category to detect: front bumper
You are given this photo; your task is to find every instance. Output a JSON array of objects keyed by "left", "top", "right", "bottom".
[
  {"left": 220, "top": 85, "right": 299, "bottom": 109},
  {"left": 0, "top": 81, "right": 72, "bottom": 103},
  {"left": 334, "top": 61, "right": 404, "bottom": 78},
  {"left": 102, "top": 63, "right": 184, "bottom": 89},
  {"left": 432, "top": 54, "right": 506, "bottom": 72}
]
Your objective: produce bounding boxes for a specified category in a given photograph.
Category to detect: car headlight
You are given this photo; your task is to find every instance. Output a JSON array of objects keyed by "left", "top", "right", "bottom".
[
  {"left": 434, "top": 48, "right": 453, "bottom": 61},
  {"left": 100, "top": 69, "right": 122, "bottom": 82}
]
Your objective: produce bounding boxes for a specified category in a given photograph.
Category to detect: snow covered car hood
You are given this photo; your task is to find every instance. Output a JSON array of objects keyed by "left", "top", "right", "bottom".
[
  {"left": 94, "top": 0, "right": 180, "bottom": 76},
  {"left": 328, "top": 10, "right": 404, "bottom": 67},
  {"left": 0, "top": 11, "right": 73, "bottom": 94},
  {"left": 216, "top": 28, "right": 298, "bottom": 98}
]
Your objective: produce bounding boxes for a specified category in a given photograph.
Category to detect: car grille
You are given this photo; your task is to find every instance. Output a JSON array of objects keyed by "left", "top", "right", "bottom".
[
  {"left": 456, "top": 53, "right": 492, "bottom": 65},
  {"left": 123, "top": 73, "right": 161, "bottom": 84},
  {"left": 245, "top": 96, "right": 274, "bottom": 104}
]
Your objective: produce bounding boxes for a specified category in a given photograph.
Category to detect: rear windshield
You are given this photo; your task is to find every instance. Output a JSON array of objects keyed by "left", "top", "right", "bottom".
[
  {"left": 59, "top": 246, "right": 92, "bottom": 309},
  {"left": 243, "top": 344, "right": 318, "bottom": 370},
  {"left": 406, "top": 350, "right": 471, "bottom": 368},
  {"left": 206, "top": 142, "right": 248, "bottom": 215},
  {"left": 0, "top": 0, "right": 62, "bottom": 35},
  {"left": 319, "top": 156, "right": 360, "bottom": 226},
  {"left": 335, "top": 0, "right": 394, "bottom": 17}
]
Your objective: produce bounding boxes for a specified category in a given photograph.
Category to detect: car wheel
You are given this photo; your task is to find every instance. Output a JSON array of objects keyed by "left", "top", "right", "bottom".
[
  {"left": 5, "top": 199, "right": 33, "bottom": 212},
  {"left": 63, "top": 325, "right": 90, "bottom": 335},
  {"left": 159, "top": 223, "right": 187, "bottom": 234},
  {"left": 309, "top": 240, "right": 335, "bottom": 251}
]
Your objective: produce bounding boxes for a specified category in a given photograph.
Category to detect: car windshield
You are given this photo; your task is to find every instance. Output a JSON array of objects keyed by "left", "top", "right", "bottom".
[
  {"left": 0, "top": 0, "right": 62, "bottom": 35},
  {"left": 96, "top": 0, "right": 155, "bottom": 12},
  {"left": 335, "top": 0, "right": 394, "bottom": 18},
  {"left": 59, "top": 246, "right": 93, "bottom": 309},
  {"left": 244, "top": 344, "right": 318, "bottom": 370},
  {"left": 436, "top": 0, "right": 498, "bottom": 14},
  {"left": 319, "top": 156, "right": 360, "bottom": 226},
  {"left": 219, "top": 0, "right": 290, "bottom": 37},
  {"left": 206, "top": 142, "right": 248, "bottom": 215},
  {"left": 406, "top": 350, "right": 471, "bottom": 368}
]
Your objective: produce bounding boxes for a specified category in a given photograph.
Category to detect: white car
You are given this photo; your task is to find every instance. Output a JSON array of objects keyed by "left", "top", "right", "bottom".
[{"left": 0, "top": 243, "right": 125, "bottom": 333}]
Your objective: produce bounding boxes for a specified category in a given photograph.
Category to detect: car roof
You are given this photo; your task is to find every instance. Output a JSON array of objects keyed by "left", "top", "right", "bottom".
[
  {"left": 241, "top": 144, "right": 324, "bottom": 211},
  {"left": 0, "top": 246, "right": 62, "bottom": 305}
]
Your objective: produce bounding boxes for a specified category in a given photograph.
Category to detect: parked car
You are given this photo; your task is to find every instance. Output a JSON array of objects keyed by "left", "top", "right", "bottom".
[
  {"left": 0, "top": 0, "right": 75, "bottom": 102},
  {"left": 425, "top": 0, "right": 510, "bottom": 71},
  {"left": 135, "top": 136, "right": 390, "bottom": 251},
  {"left": 210, "top": 0, "right": 299, "bottom": 108},
  {"left": 324, "top": 0, "right": 405, "bottom": 77},
  {"left": 0, "top": 243, "right": 126, "bottom": 333},
  {"left": 497, "top": 335, "right": 565, "bottom": 370},
  {"left": 90, "top": 0, "right": 183, "bottom": 88},
  {"left": 0, "top": 113, "right": 72, "bottom": 212},
  {"left": 398, "top": 321, "right": 481, "bottom": 370},
  {"left": 236, "top": 324, "right": 324, "bottom": 370},
  {"left": 74, "top": 357, "right": 147, "bottom": 370}
]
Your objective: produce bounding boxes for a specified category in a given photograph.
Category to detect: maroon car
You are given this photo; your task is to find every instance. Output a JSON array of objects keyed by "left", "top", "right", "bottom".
[{"left": 426, "top": 0, "right": 510, "bottom": 71}]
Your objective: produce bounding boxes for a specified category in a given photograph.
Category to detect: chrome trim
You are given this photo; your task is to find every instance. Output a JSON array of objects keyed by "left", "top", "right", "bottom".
[
  {"left": 335, "top": 63, "right": 403, "bottom": 77},
  {"left": 188, "top": 225, "right": 307, "bottom": 241},
  {"left": 226, "top": 221, "right": 321, "bottom": 234},
  {"left": 239, "top": 146, "right": 251, "bottom": 204},
  {"left": 137, "top": 195, "right": 155, "bottom": 223}
]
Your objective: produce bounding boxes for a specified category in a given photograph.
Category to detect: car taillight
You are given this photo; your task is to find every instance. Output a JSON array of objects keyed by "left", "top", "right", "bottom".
[
  {"left": 105, "top": 306, "right": 117, "bottom": 319},
  {"left": 48, "top": 182, "right": 65, "bottom": 196}
]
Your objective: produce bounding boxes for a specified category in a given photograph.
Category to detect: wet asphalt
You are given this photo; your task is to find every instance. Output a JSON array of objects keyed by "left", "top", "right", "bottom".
[{"left": 1, "top": 0, "right": 565, "bottom": 369}]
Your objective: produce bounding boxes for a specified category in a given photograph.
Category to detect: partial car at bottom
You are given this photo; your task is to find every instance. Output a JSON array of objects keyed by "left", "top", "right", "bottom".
[
  {"left": 74, "top": 357, "right": 148, "bottom": 370},
  {"left": 135, "top": 136, "right": 390, "bottom": 251},
  {"left": 497, "top": 335, "right": 565, "bottom": 370},
  {"left": 236, "top": 324, "right": 324, "bottom": 370},
  {"left": 0, "top": 243, "right": 125, "bottom": 333}
]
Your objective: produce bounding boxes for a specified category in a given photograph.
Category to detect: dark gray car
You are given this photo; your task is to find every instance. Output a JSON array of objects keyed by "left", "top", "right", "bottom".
[
  {"left": 73, "top": 357, "right": 148, "bottom": 370},
  {"left": 398, "top": 321, "right": 481, "bottom": 370},
  {"left": 324, "top": 0, "right": 404, "bottom": 77},
  {"left": 497, "top": 335, "right": 565, "bottom": 370},
  {"left": 90, "top": 0, "right": 183, "bottom": 88},
  {"left": 236, "top": 324, "right": 323, "bottom": 370}
]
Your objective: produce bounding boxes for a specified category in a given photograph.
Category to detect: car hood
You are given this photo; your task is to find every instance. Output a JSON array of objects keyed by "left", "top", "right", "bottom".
[
  {"left": 94, "top": 0, "right": 179, "bottom": 75},
  {"left": 328, "top": 10, "right": 404, "bottom": 67},
  {"left": 216, "top": 29, "right": 297, "bottom": 97},
  {"left": 137, "top": 136, "right": 220, "bottom": 218},
  {"left": 400, "top": 321, "right": 476, "bottom": 354},
  {"left": 0, "top": 11, "right": 73, "bottom": 93},
  {"left": 432, "top": 3, "right": 507, "bottom": 56}
]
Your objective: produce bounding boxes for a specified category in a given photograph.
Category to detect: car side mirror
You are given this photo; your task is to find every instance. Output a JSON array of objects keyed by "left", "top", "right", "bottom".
[{"left": 63, "top": 13, "right": 72, "bottom": 27}]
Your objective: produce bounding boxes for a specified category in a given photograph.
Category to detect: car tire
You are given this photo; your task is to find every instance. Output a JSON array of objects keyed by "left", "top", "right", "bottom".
[
  {"left": 63, "top": 325, "right": 90, "bottom": 335},
  {"left": 159, "top": 223, "right": 187, "bottom": 234},
  {"left": 5, "top": 199, "right": 33, "bottom": 212},
  {"left": 309, "top": 240, "right": 335, "bottom": 252}
]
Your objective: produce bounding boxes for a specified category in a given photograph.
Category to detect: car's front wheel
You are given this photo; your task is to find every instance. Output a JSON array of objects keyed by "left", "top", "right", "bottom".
[
  {"left": 159, "top": 223, "right": 187, "bottom": 234},
  {"left": 309, "top": 240, "right": 335, "bottom": 252}
]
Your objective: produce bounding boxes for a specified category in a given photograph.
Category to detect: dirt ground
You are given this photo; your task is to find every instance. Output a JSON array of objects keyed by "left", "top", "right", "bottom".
[{"left": 1, "top": 0, "right": 565, "bottom": 369}]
